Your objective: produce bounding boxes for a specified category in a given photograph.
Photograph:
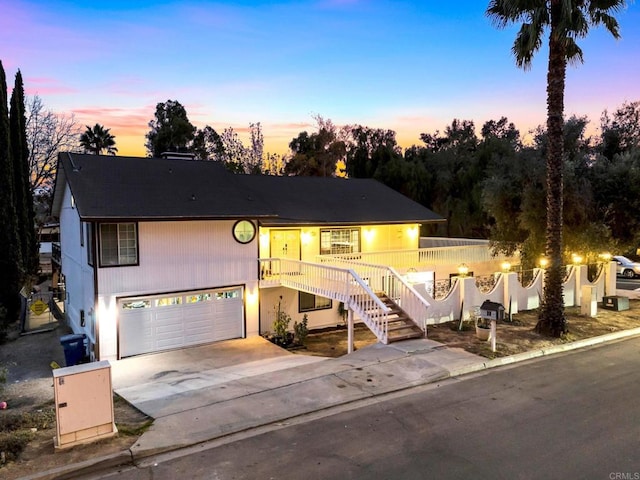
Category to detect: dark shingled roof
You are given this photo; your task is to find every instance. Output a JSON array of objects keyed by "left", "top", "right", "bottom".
[{"left": 53, "top": 153, "right": 444, "bottom": 226}]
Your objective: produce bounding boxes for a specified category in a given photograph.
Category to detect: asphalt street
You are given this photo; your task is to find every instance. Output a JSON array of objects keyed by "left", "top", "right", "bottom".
[
  {"left": 617, "top": 276, "right": 640, "bottom": 291},
  {"left": 95, "top": 336, "right": 640, "bottom": 480}
]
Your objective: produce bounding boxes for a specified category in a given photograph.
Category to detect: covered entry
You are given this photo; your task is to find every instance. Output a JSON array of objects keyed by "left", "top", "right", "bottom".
[{"left": 118, "top": 286, "right": 244, "bottom": 358}]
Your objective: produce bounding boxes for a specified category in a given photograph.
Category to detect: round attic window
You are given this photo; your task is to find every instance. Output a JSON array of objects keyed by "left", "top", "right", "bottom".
[{"left": 232, "top": 220, "right": 256, "bottom": 244}]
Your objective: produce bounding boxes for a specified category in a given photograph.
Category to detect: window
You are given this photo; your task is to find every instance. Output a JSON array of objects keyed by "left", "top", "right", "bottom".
[
  {"left": 216, "top": 289, "right": 241, "bottom": 300},
  {"left": 299, "top": 292, "right": 332, "bottom": 312},
  {"left": 87, "top": 223, "right": 95, "bottom": 266},
  {"left": 121, "top": 300, "right": 150, "bottom": 309},
  {"left": 186, "top": 293, "right": 212, "bottom": 303},
  {"left": 99, "top": 223, "right": 138, "bottom": 266},
  {"left": 320, "top": 228, "right": 360, "bottom": 255},
  {"left": 156, "top": 296, "right": 182, "bottom": 307}
]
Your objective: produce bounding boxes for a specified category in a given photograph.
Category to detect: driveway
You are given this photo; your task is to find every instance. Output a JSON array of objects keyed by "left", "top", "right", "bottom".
[{"left": 110, "top": 336, "right": 328, "bottom": 418}]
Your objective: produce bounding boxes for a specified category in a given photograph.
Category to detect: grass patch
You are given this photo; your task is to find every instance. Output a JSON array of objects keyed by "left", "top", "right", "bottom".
[
  {"left": 0, "top": 405, "right": 56, "bottom": 465},
  {"left": 116, "top": 419, "right": 153, "bottom": 436}
]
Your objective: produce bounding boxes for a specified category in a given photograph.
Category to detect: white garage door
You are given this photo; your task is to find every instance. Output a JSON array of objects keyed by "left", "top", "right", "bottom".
[{"left": 118, "top": 287, "right": 244, "bottom": 358}]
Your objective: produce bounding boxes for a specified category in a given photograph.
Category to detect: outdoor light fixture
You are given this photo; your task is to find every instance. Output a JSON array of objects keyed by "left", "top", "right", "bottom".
[
  {"left": 363, "top": 228, "right": 375, "bottom": 242},
  {"left": 457, "top": 263, "right": 469, "bottom": 277},
  {"left": 539, "top": 257, "right": 549, "bottom": 269},
  {"left": 301, "top": 231, "right": 312, "bottom": 245},
  {"left": 599, "top": 252, "right": 612, "bottom": 262},
  {"left": 501, "top": 261, "right": 511, "bottom": 273},
  {"left": 572, "top": 254, "right": 583, "bottom": 265}
]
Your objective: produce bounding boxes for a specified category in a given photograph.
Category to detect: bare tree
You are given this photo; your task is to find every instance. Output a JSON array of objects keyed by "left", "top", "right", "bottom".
[{"left": 26, "top": 95, "right": 80, "bottom": 194}]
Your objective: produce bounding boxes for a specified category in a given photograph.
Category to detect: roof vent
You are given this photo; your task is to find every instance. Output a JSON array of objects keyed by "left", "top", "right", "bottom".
[{"left": 160, "top": 152, "right": 196, "bottom": 160}]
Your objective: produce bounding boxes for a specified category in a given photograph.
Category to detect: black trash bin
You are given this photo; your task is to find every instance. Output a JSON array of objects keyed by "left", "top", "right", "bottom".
[{"left": 59, "top": 333, "right": 86, "bottom": 366}]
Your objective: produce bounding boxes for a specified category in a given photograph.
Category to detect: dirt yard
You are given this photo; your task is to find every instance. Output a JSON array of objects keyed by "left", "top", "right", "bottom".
[
  {"left": 0, "top": 326, "right": 151, "bottom": 480},
  {"left": 1, "top": 301, "right": 639, "bottom": 478}
]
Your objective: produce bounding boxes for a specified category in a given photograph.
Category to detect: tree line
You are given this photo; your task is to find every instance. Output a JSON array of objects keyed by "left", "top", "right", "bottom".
[
  {"left": 142, "top": 98, "right": 640, "bottom": 262},
  {"left": 0, "top": 61, "right": 38, "bottom": 337}
]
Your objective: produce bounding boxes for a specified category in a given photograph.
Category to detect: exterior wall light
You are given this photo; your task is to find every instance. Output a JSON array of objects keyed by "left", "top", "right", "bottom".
[
  {"left": 572, "top": 254, "right": 583, "bottom": 265},
  {"left": 457, "top": 263, "right": 469, "bottom": 277},
  {"left": 501, "top": 261, "right": 511, "bottom": 273},
  {"left": 539, "top": 257, "right": 549, "bottom": 269},
  {"left": 301, "top": 231, "right": 312, "bottom": 245},
  {"left": 363, "top": 228, "right": 375, "bottom": 243}
]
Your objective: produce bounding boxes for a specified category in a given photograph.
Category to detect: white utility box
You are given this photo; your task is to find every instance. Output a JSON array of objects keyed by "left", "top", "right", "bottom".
[{"left": 53, "top": 360, "right": 117, "bottom": 450}]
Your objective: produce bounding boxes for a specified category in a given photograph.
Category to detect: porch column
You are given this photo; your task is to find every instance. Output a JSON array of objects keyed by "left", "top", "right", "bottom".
[
  {"left": 503, "top": 272, "right": 519, "bottom": 316},
  {"left": 605, "top": 261, "right": 617, "bottom": 297},
  {"left": 575, "top": 265, "right": 588, "bottom": 306},
  {"left": 347, "top": 308, "right": 354, "bottom": 354}
]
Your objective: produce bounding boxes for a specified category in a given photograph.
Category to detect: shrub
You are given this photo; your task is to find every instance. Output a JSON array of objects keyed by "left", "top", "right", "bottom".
[
  {"left": 294, "top": 314, "right": 309, "bottom": 346},
  {"left": 272, "top": 298, "right": 291, "bottom": 341}
]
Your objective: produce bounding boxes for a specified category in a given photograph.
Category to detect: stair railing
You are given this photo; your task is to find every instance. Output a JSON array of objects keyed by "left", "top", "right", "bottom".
[
  {"left": 316, "top": 258, "right": 430, "bottom": 333},
  {"left": 259, "top": 258, "right": 392, "bottom": 342}
]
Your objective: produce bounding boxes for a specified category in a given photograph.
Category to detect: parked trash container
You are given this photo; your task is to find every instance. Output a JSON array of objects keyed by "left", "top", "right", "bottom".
[{"left": 59, "top": 334, "right": 87, "bottom": 366}]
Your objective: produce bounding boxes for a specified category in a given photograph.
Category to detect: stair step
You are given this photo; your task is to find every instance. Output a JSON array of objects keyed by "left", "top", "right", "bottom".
[
  {"left": 387, "top": 331, "right": 424, "bottom": 342},
  {"left": 388, "top": 324, "right": 418, "bottom": 332}
]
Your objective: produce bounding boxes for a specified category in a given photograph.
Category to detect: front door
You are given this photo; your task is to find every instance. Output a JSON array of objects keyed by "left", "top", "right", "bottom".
[{"left": 270, "top": 229, "right": 301, "bottom": 260}]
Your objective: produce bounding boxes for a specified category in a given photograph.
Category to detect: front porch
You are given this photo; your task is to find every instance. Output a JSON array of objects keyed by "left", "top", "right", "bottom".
[{"left": 258, "top": 242, "right": 617, "bottom": 353}]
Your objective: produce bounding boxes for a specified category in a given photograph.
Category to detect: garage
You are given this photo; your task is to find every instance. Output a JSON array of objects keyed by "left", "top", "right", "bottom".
[{"left": 118, "top": 287, "right": 244, "bottom": 358}]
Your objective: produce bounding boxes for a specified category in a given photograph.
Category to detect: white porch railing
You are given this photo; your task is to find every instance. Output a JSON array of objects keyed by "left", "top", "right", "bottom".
[
  {"left": 317, "top": 245, "right": 517, "bottom": 272},
  {"left": 260, "top": 253, "right": 617, "bottom": 341},
  {"left": 314, "top": 257, "right": 430, "bottom": 331},
  {"left": 258, "top": 258, "right": 394, "bottom": 343}
]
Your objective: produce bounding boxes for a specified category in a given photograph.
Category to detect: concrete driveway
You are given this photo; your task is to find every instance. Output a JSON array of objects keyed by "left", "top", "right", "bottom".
[{"left": 110, "top": 336, "right": 328, "bottom": 418}]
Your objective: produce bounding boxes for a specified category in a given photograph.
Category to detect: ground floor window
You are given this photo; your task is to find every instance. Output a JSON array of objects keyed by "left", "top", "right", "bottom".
[{"left": 299, "top": 292, "right": 332, "bottom": 312}]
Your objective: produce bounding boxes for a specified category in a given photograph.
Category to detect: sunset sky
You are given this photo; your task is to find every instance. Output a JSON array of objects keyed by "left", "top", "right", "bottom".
[{"left": 2, "top": 0, "right": 639, "bottom": 157}]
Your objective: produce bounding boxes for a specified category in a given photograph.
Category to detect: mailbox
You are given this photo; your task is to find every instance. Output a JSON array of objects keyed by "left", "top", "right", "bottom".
[{"left": 479, "top": 300, "right": 505, "bottom": 321}]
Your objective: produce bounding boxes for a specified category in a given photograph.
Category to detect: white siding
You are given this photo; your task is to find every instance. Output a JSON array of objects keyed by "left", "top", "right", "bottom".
[
  {"left": 95, "top": 220, "right": 260, "bottom": 360},
  {"left": 260, "top": 287, "right": 343, "bottom": 334},
  {"left": 59, "top": 185, "right": 96, "bottom": 356},
  {"left": 97, "top": 221, "right": 257, "bottom": 296}
]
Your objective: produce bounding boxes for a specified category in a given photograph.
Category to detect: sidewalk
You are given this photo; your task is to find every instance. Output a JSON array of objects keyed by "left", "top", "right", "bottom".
[
  {"left": 26, "top": 320, "right": 640, "bottom": 480},
  {"left": 126, "top": 338, "right": 482, "bottom": 457}
]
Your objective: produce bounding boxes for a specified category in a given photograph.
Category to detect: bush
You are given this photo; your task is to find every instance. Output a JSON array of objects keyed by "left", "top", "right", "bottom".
[
  {"left": 0, "top": 430, "right": 34, "bottom": 463},
  {"left": 294, "top": 314, "right": 309, "bottom": 346},
  {"left": 272, "top": 299, "right": 291, "bottom": 341}
]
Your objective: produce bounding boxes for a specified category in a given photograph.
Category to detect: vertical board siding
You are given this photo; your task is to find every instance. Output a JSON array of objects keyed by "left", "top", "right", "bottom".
[
  {"left": 60, "top": 185, "right": 96, "bottom": 339},
  {"left": 98, "top": 220, "right": 256, "bottom": 296}
]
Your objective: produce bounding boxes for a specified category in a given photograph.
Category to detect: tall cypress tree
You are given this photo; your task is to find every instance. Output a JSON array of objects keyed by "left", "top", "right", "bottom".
[
  {"left": 0, "top": 60, "right": 23, "bottom": 325},
  {"left": 10, "top": 70, "right": 37, "bottom": 277}
]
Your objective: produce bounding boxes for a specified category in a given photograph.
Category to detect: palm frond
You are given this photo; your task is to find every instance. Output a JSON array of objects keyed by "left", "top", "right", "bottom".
[{"left": 564, "top": 38, "right": 584, "bottom": 65}]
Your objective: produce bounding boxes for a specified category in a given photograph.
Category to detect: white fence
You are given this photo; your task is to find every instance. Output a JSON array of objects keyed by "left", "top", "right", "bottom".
[
  {"left": 260, "top": 253, "right": 617, "bottom": 339},
  {"left": 414, "top": 263, "right": 616, "bottom": 331}
]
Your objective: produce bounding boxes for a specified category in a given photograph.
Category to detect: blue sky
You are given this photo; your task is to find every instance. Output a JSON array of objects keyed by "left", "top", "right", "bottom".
[{"left": 2, "top": 0, "right": 639, "bottom": 155}]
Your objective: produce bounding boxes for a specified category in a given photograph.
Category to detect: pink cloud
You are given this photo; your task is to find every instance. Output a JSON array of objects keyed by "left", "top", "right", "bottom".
[
  {"left": 22, "top": 77, "right": 78, "bottom": 96},
  {"left": 72, "top": 106, "right": 151, "bottom": 136}
]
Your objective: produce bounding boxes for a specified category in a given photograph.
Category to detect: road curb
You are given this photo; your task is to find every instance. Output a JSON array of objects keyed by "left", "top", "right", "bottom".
[
  {"left": 448, "top": 325, "right": 640, "bottom": 378},
  {"left": 19, "top": 450, "right": 133, "bottom": 480},
  {"left": 27, "top": 326, "right": 640, "bottom": 479}
]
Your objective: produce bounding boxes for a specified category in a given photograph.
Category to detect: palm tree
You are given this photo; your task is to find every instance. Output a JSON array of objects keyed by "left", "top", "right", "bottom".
[
  {"left": 79, "top": 123, "right": 118, "bottom": 155},
  {"left": 486, "top": 0, "right": 626, "bottom": 337}
]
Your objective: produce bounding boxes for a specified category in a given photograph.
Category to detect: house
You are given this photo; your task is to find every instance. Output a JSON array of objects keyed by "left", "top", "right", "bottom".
[{"left": 51, "top": 153, "right": 445, "bottom": 361}]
